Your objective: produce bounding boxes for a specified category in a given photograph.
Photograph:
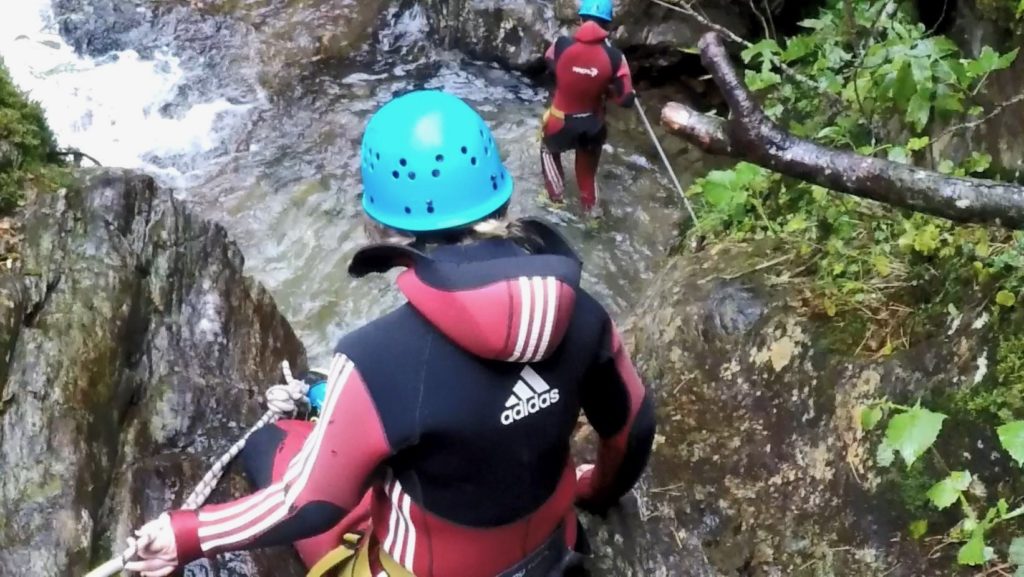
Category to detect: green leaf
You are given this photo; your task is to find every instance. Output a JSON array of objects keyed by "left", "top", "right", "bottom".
[
  {"left": 745, "top": 69, "right": 782, "bottom": 91},
  {"left": 884, "top": 406, "right": 946, "bottom": 467},
  {"left": 967, "top": 46, "right": 1000, "bottom": 77},
  {"left": 926, "top": 471, "right": 972, "bottom": 510},
  {"left": 876, "top": 437, "right": 896, "bottom": 467},
  {"left": 741, "top": 39, "right": 781, "bottom": 64},
  {"left": 998, "top": 48, "right": 1020, "bottom": 71},
  {"left": 958, "top": 528, "right": 993, "bottom": 566},
  {"left": 781, "top": 37, "right": 814, "bottom": 62},
  {"left": 784, "top": 213, "right": 808, "bottom": 233},
  {"left": 887, "top": 146, "right": 909, "bottom": 164},
  {"left": 872, "top": 254, "right": 892, "bottom": 277},
  {"left": 893, "top": 61, "right": 916, "bottom": 104},
  {"left": 934, "top": 89, "right": 965, "bottom": 114},
  {"left": 907, "top": 136, "right": 930, "bottom": 152},
  {"left": 861, "top": 405, "right": 884, "bottom": 431},
  {"left": 997, "top": 290, "right": 1017, "bottom": 307},
  {"left": 907, "top": 91, "right": 932, "bottom": 132},
  {"left": 913, "top": 224, "right": 941, "bottom": 255},
  {"left": 998, "top": 421, "right": 1024, "bottom": 466},
  {"left": 1009, "top": 537, "right": 1024, "bottom": 566},
  {"left": 909, "top": 519, "right": 929, "bottom": 540}
]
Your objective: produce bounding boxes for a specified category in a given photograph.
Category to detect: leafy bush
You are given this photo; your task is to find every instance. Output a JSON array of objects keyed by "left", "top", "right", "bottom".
[
  {"left": 681, "top": 0, "right": 1024, "bottom": 570},
  {"left": 684, "top": 1, "right": 1023, "bottom": 356},
  {"left": 0, "top": 57, "right": 61, "bottom": 214}
]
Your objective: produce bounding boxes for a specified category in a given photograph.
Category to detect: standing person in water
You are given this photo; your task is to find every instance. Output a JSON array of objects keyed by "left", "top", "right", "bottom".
[
  {"left": 540, "top": 0, "right": 636, "bottom": 217},
  {"left": 125, "top": 90, "right": 656, "bottom": 577}
]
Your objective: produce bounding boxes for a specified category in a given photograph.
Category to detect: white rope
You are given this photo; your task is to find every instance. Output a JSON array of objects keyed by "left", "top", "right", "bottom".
[
  {"left": 635, "top": 96, "right": 701, "bottom": 225},
  {"left": 84, "top": 361, "right": 309, "bottom": 577}
]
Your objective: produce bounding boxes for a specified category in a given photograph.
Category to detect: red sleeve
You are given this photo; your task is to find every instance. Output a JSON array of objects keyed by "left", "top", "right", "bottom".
[
  {"left": 578, "top": 321, "right": 654, "bottom": 512},
  {"left": 169, "top": 353, "right": 391, "bottom": 564},
  {"left": 610, "top": 54, "right": 636, "bottom": 108}
]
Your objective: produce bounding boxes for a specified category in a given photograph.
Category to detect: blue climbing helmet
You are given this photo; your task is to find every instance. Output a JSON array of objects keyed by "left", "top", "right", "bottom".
[
  {"left": 303, "top": 370, "right": 329, "bottom": 417},
  {"left": 578, "top": 0, "right": 613, "bottom": 22},
  {"left": 360, "top": 90, "right": 514, "bottom": 233}
]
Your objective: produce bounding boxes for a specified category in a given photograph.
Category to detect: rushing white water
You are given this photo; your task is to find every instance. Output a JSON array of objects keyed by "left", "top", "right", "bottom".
[
  {"left": 0, "top": 0, "right": 251, "bottom": 187},
  {"left": 1, "top": 0, "right": 698, "bottom": 363}
]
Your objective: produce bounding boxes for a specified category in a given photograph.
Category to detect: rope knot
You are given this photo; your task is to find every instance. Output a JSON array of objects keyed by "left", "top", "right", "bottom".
[{"left": 264, "top": 360, "right": 310, "bottom": 416}]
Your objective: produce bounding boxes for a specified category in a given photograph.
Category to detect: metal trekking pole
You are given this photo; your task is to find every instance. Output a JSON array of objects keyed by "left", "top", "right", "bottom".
[{"left": 634, "top": 96, "right": 700, "bottom": 225}]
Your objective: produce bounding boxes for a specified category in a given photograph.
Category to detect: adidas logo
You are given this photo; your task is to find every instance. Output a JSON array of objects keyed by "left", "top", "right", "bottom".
[{"left": 500, "top": 366, "right": 560, "bottom": 425}]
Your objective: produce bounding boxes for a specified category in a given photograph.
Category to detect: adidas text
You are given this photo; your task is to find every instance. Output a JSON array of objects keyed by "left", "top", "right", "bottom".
[{"left": 501, "top": 389, "right": 560, "bottom": 425}]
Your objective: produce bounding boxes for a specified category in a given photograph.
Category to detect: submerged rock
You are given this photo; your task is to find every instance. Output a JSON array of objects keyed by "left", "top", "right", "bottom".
[
  {"left": 583, "top": 242, "right": 987, "bottom": 576},
  {"left": 0, "top": 169, "right": 306, "bottom": 577}
]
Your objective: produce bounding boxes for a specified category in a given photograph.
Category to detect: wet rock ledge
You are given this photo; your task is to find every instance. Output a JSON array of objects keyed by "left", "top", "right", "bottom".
[
  {"left": 584, "top": 242, "right": 1003, "bottom": 576},
  {"left": 0, "top": 169, "right": 307, "bottom": 577}
]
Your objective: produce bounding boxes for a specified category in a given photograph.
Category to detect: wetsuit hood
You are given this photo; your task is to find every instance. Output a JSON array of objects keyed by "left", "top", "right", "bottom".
[
  {"left": 349, "top": 218, "right": 583, "bottom": 363},
  {"left": 574, "top": 21, "right": 609, "bottom": 43}
]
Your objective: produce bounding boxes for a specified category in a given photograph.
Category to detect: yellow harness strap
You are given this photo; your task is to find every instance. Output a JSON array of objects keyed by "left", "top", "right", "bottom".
[
  {"left": 540, "top": 105, "right": 566, "bottom": 139},
  {"left": 305, "top": 533, "right": 416, "bottom": 577}
]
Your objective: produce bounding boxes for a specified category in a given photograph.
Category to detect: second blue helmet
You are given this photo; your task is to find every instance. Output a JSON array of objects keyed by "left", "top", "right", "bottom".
[
  {"left": 578, "top": 0, "right": 613, "bottom": 22},
  {"left": 360, "top": 90, "right": 514, "bottom": 233}
]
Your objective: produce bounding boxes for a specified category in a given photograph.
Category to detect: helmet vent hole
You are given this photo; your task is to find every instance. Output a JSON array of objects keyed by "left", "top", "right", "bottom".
[
  {"left": 432, "top": 169, "right": 440, "bottom": 178},
  {"left": 461, "top": 146, "right": 468, "bottom": 154},
  {"left": 404, "top": 206, "right": 412, "bottom": 214},
  {"left": 392, "top": 170, "right": 399, "bottom": 179},
  {"left": 492, "top": 181, "right": 498, "bottom": 191},
  {"left": 408, "top": 172, "right": 416, "bottom": 180},
  {"left": 375, "top": 153, "right": 380, "bottom": 161},
  {"left": 435, "top": 154, "right": 444, "bottom": 162},
  {"left": 470, "top": 157, "right": 477, "bottom": 165},
  {"left": 484, "top": 147, "right": 489, "bottom": 156},
  {"left": 370, "top": 196, "right": 375, "bottom": 204},
  {"left": 400, "top": 158, "right": 408, "bottom": 167},
  {"left": 426, "top": 202, "right": 435, "bottom": 214}
]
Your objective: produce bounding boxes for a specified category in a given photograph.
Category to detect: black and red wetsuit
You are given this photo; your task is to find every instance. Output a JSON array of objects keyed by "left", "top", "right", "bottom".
[
  {"left": 166, "top": 220, "right": 656, "bottom": 577},
  {"left": 542, "top": 21, "right": 635, "bottom": 212}
]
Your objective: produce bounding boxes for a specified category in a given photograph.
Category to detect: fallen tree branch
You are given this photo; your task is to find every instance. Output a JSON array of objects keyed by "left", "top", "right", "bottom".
[
  {"left": 937, "top": 91, "right": 1024, "bottom": 140},
  {"left": 54, "top": 148, "right": 103, "bottom": 167},
  {"left": 661, "top": 32, "right": 1024, "bottom": 230}
]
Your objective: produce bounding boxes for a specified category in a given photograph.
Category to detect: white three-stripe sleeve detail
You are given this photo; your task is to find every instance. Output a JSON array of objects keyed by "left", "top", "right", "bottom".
[
  {"left": 199, "top": 355, "right": 352, "bottom": 551},
  {"left": 524, "top": 276, "right": 546, "bottom": 361},
  {"left": 196, "top": 354, "right": 349, "bottom": 526},
  {"left": 400, "top": 491, "right": 416, "bottom": 569},
  {"left": 536, "top": 276, "right": 558, "bottom": 358},
  {"left": 508, "top": 276, "right": 532, "bottom": 362}
]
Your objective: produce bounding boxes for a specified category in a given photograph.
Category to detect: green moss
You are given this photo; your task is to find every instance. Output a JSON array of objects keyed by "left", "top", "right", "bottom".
[
  {"left": 951, "top": 332, "right": 1024, "bottom": 422},
  {"left": 0, "top": 56, "right": 63, "bottom": 215}
]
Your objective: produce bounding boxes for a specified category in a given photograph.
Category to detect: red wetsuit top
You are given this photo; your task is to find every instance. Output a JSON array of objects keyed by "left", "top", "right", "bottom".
[
  {"left": 545, "top": 21, "right": 635, "bottom": 119},
  {"left": 166, "top": 220, "right": 656, "bottom": 577}
]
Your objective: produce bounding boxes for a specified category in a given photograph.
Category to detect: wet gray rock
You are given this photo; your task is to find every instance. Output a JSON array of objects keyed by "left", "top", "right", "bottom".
[
  {"left": 582, "top": 243, "right": 983, "bottom": 576},
  {"left": 426, "top": 0, "right": 784, "bottom": 74},
  {"left": 937, "top": 0, "right": 1024, "bottom": 175},
  {"left": 0, "top": 169, "right": 306, "bottom": 577}
]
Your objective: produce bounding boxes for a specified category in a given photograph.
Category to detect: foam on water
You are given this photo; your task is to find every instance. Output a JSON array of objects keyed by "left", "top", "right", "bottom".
[{"left": 0, "top": 0, "right": 251, "bottom": 186}]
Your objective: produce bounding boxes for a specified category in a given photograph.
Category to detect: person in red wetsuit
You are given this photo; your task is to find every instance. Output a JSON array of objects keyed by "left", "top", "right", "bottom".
[
  {"left": 124, "top": 90, "right": 655, "bottom": 577},
  {"left": 541, "top": 0, "right": 635, "bottom": 216}
]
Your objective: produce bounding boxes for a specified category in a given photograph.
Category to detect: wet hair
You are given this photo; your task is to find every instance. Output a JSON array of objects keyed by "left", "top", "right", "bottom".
[
  {"left": 580, "top": 15, "right": 611, "bottom": 30},
  {"left": 362, "top": 201, "right": 544, "bottom": 253}
]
